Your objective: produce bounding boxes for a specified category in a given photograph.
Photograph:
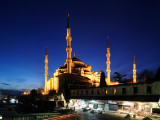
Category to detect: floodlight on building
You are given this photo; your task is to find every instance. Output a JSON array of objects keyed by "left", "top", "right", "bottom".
[{"left": 114, "top": 82, "right": 119, "bottom": 85}]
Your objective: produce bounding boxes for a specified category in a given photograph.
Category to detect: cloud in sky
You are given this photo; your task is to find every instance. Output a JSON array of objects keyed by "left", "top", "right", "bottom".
[
  {"left": 1, "top": 83, "right": 10, "bottom": 86},
  {"left": 0, "top": 76, "right": 43, "bottom": 90},
  {"left": 0, "top": 77, "right": 30, "bottom": 90},
  {"left": 6, "top": 78, "right": 26, "bottom": 83}
]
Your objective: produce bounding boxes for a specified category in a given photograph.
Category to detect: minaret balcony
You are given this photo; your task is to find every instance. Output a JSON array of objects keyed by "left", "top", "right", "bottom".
[
  {"left": 44, "top": 73, "right": 48, "bottom": 76},
  {"left": 66, "top": 58, "right": 72, "bottom": 62},
  {"left": 66, "top": 48, "right": 72, "bottom": 51},
  {"left": 106, "top": 70, "right": 111, "bottom": 72},
  {"left": 66, "top": 36, "right": 72, "bottom": 41},
  {"left": 106, "top": 54, "right": 110, "bottom": 57},
  {"left": 106, "top": 61, "right": 111, "bottom": 64},
  {"left": 44, "top": 67, "right": 48, "bottom": 70}
]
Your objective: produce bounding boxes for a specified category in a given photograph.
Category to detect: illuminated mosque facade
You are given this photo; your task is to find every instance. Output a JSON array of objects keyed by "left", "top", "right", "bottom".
[{"left": 44, "top": 14, "right": 137, "bottom": 94}]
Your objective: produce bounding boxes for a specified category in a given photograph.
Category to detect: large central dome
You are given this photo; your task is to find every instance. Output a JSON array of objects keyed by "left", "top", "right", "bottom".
[
  {"left": 58, "top": 56, "right": 93, "bottom": 75},
  {"left": 72, "top": 57, "right": 82, "bottom": 62}
]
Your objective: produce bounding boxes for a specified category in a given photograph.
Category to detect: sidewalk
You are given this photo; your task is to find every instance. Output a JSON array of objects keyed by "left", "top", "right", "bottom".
[{"left": 102, "top": 110, "right": 160, "bottom": 120}]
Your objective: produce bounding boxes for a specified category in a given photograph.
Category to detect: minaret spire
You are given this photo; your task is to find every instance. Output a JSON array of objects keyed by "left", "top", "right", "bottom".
[
  {"left": 133, "top": 56, "right": 137, "bottom": 83},
  {"left": 44, "top": 45, "right": 49, "bottom": 94},
  {"left": 107, "top": 36, "right": 109, "bottom": 48},
  {"left": 100, "top": 66, "right": 102, "bottom": 72},
  {"left": 66, "top": 13, "right": 72, "bottom": 74},
  {"left": 67, "top": 13, "right": 70, "bottom": 28},
  {"left": 45, "top": 45, "right": 47, "bottom": 55},
  {"left": 106, "top": 36, "right": 111, "bottom": 85}
]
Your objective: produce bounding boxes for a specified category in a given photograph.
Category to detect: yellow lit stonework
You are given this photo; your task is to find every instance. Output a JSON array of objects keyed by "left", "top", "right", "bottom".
[
  {"left": 45, "top": 57, "right": 101, "bottom": 94},
  {"left": 66, "top": 13, "right": 72, "bottom": 74},
  {"left": 105, "top": 37, "right": 123, "bottom": 86},
  {"left": 133, "top": 56, "right": 137, "bottom": 83},
  {"left": 44, "top": 46, "right": 49, "bottom": 94},
  {"left": 106, "top": 37, "right": 111, "bottom": 85}
]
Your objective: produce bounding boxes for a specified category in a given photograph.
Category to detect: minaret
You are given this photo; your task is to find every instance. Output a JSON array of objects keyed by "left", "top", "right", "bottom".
[
  {"left": 44, "top": 46, "right": 49, "bottom": 94},
  {"left": 106, "top": 36, "right": 111, "bottom": 85},
  {"left": 66, "top": 13, "right": 72, "bottom": 74},
  {"left": 133, "top": 56, "right": 137, "bottom": 83}
]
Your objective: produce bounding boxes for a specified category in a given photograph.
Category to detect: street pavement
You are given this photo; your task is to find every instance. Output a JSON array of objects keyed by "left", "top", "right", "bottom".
[
  {"left": 75, "top": 109, "right": 159, "bottom": 120},
  {"left": 76, "top": 109, "right": 127, "bottom": 120}
]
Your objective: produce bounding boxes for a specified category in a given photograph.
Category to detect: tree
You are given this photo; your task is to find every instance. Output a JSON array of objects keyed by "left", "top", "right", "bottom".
[
  {"left": 155, "top": 67, "right": 160, "bottom": 81},
  {"left": 49, "top": 90, "right": 56, "bottom": 95},
  {"left": 100, "top": 71, "right": 106, "bottom": 87},
  {"left": 122, "top": 78, "right": 133, "bottom": 84},
  {"left": 137, "top": 69, "right": 155, "bottom": 82},
  {"left": 30, "top": 89, "right": 38, "bottom": 96},
  {"left": 113, "top": 72, "right": 127, "bottom": 83}
]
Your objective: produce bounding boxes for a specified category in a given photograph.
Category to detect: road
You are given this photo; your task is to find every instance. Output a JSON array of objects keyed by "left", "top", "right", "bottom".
[{"left": 75, "top": 109, "right": 154, "bottom": 120}]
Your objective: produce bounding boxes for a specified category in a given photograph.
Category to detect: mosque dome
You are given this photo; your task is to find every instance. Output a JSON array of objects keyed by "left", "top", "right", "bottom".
[{"left": 72, "top": 57, "right": 82, "bottom": 62}]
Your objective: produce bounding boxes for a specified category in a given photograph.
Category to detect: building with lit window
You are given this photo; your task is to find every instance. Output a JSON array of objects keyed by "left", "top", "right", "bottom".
[{"left": 70, "top": 80, "right": 160, "bottom": 115}]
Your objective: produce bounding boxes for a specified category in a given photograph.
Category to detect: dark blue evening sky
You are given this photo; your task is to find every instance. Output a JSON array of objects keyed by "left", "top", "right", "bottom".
[{"left": 0, "top": 0, "right": 160, "bottom": 91}]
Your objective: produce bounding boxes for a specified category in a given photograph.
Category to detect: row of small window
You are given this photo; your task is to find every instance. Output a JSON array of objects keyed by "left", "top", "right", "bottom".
[
  {"left": 61, "top": 79, "right": 82, "bottom": 83},
  {"left": 107, "top": 86, "right": 152, "bottom": 95},
  {"left": 72, "top": 86, "right": 152, "bottom": 96},
  {"left": 72, "top": 89, "right": 101, "bottom": 95},
  {"left": 134, "top": 86, "right": 152, "bottom": 93}
]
